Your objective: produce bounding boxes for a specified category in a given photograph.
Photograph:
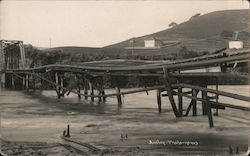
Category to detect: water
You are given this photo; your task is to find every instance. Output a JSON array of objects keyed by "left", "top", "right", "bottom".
[{"left": 0, "top": 85, "right": 249, "bottom": 155}]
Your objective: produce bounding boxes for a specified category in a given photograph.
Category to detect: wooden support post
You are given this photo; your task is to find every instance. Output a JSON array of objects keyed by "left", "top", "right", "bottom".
[
  {"left": 157, "top": 89, "right": 162, "bottom": 113},
  {"left": 60, "top": 76, "right": 64, "bottom": 97},
  {"left": 162, "top": 68, "right": 180, "bottom": 117},
  {"left": 178, "top": 87, "right": 183, "bottom": 116},
  {"left": 202, "top": 84, "right": 208, "bottom": 115},
  {"left": 192, "top": 89, "right": 197, "bottom": 116},
  {"left": 22, "top": 75, "right": 25, "bottom": 89},
  {"left": 90, "top": 83, "right": 94, "bottom": 102},
  {"left": 116, "top": 87, "right": 122, "bottom": 107},
  {"left": 11, "top": 74, "right": 15, "bottom": 89},
  {"left": 1, "top": 73, "right": 5, "bottom": 89},
  {"left": 205, "top": 95, "right": 214, "bottom": 128},
  {"left": 25, "top": 74, "right": 29, "bottom": 89},
  {"left": 102, "top": 89, "right": 106, "bottom": 102},
  {"left": 98, "top": 89, "right": 102, "bottom": 103},
  {"left": 77, "top": 86, "right": 81, "bottom": 99},
  {"left": 185, "top": 90, "right": 199, "bottom": 116},
  {"left": 84, "top": 80, "right": 88, "bottom": 100},
  {"left": 214, "top": 78, "right": 219, "bottom": 116},
  {"left": 66, "top": 124, "right": 70, "bottom": 137},
  {"left": 55, "top": 73, "right": 61, "bottom": 99}
]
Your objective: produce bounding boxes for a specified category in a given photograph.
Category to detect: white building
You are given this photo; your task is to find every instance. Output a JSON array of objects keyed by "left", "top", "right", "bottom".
[
  {"left": 144, "top": 37, "right": 162, "bottom": 48},
  {"left": 229, "top": 41, "right": 243, "bottom": 49}
]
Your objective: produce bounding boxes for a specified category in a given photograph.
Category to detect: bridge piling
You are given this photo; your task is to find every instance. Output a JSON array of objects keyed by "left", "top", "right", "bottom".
[
  {"left": 156, "top": 89, "right": 162, "bottom": 113},
  {"left": 178, "top": 87, "right": 183, "bottom": 116},
  {"left": 77, "top": 86, "right": 81, "bottom": 99},
  {"left": 202, "top": 84, "right": 208, "bottom": 115},
  {"left": 25, "top": 74, "right": 29, "bottom": 90},
  {"left": 22, "top": 75, "right": 25, "bottom": 89},
  {"left": 11, "top": 74, "right": 15, "bottom": 89},
  {"left": 89, "top": 82, "right": 94, "bottom": 102},
  {"left": 102, "top": 89, "right": 106, "bottom": 102},
  {"left": 0, "top": 73, "right": 5, "bottom": 89},
  {"left": 162, "top": 68, "right": 180, "bottom": 117},
  {"left": 84, "top": 80, "right": 88, "bottom": 100},
  {"left": 192, "top": 89, "right": 197, "bottom": 116},
  {"left": 205, "top": 95, "right": 214, "bottom": 128},
  {"left": 214, "top": 78, "right": 219, "bottom": 116},
  {"left": 55, "top": 73, "right": 61, "bottom": 99},
  {"left": 60, "top": 75, "right": 65, "bottom": 97},
  {"left": 116, "top": 87, "right": 122, "bottom": 107}
]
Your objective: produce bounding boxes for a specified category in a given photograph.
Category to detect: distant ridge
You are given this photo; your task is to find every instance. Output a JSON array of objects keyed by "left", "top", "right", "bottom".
[{"left": 104, "top": 9, "right": 250, "bottom": 52}]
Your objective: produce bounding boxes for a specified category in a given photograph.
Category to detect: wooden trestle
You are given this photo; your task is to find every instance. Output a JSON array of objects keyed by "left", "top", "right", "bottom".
[{"left": 2, "top": 49, "right": 250, "bottom": 128}]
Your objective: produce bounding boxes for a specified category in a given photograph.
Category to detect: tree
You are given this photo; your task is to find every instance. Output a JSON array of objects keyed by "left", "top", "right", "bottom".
[
  {"left": 169, "top": 22, "right": 178, "bottom": 28},
  {"left": 238, "top": 31, "right": 250, "bottom": 40},
  {"left": 189, "top": 13, "right": 201, "bottom": 20}
]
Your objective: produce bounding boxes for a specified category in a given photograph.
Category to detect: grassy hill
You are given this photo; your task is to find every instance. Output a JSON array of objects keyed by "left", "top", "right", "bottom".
[
  {"left": 40, "top": 9, "right": 250, "bottom": 61},
  {"left": 105, "top": 9, "right": 250, "bottom": 52}
]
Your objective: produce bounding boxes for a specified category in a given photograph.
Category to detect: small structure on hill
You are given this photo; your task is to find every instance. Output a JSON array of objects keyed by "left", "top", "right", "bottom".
[
  {"left": 229, "top": 41, "right": 243, "bottom": 49},
  {"left": 144, "top": 37, "right": 163, "bottom": 48},
  {"left": 229, "top": 31, "right": 243, "bottom": 49}
]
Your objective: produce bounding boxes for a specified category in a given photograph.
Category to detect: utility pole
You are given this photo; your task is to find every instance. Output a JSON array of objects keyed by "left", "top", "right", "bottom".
[
  {"left": 130, "top": 39, "right": 134, "bottom": 57},
  {"left": 50, "top": 38, "right": 51, "bottom": 48}
]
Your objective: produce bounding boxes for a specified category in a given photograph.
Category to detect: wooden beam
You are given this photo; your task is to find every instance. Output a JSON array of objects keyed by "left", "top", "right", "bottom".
[
  {"left": 184, "top": 90, "right": 199, "bottom": 116},
  {"left": 116, "top": 87, "right": 122, "bottom": 107},
  {"left": 202, "top": 84, "right": 208, "bottom": 115},
  {"left": 89, "top": 82, "right": 94, "bottom": 102},
  {"left": 192, "top": 89, "right": 197, "bottom": 116},
  {"left": 162, "top": 67, "right": 180, "bottom": 117},
  {"left": 55, "top": 72, "right": 61, "bottom": 99},
  {"left": 173, "top": 90, "right": 250, "bottom": 111},
  {"left": 157, "top": 89, "right": 162, "bottom": 113},
  {"left": 177, "top": 83, "right": 250, "bottom": 102},
  {"left": 178, "top": 87, "right": 183, "bottom": 116},
  {"left": 205, "top": 96, "right": 214, "bottom": 128},
  {"left": 84, "top": 80, "right": 88, "bottom": 100},
  {"left": 162, "top": 90, "right": 193, "bottom": 96}
]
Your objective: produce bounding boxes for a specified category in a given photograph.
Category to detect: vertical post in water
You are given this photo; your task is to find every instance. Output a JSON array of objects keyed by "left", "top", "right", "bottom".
[
  {"left": 178, "top": 86, "right": 183, "bottom": 116},
  {"left": 98, "top": 89, "right": 102, "bottom": 103},
  {"left": 192, "top": 89, "right": 197, "bottom": 116},
  {"left": 214, "top": 78, "right": 219, "bottom": 116},
  {"left": 77, "top": 86, "right": 81, "bottom": 99},
  {"left": 116, "top": 87, "right": 122, "bottom": 108},
  {"left": 90, "top": 82, "right": 94, "bottom": 102},
  {"left": 202, "top": 84, "right": 208, "bottom": 115},
  {"left": 66, "top": 124, "right": 70, "bottom": 137},
  {"left": 60, "top": 75, "right": 64, "bottom": 97},
  {"left": 25, "top": 74, "right": 29, "bottom": 90},
  {"left": 101, "top": 77, "right": 106, "bottom": 102},
  {"left": 22, "top": 74, "right": 25, "bottom": 89},
  {"left": 55, "top": 72, "right": 60, "bottom": 99},
  {"left": 102, "top": 89, "right": 106, "bottom": 102},
  {"left": 1, "top": 73, "right": 5, "bottom": 89},
  {"left": 205, "top": 94, "right": 214, "bottom": 128},
  {"left": 11, "top": 74, "right": 15, "bottom": 89},
  {"left": 157, "top": 89, "right": 162, "bottom": 113},
  {"left": 84, "top": 80, "right": 88, "bottom": 100},
  {"left": 162, "top": 67, "right": 180, "bottom": 117}
]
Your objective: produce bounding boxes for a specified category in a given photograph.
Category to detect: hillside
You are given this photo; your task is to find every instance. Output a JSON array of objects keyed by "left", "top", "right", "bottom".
[
  {"left": 105, "top": 9, "right": 250, "bottom": 52},
  {"left": 40, "top": 9, "right": 250, "bottom": 61}
]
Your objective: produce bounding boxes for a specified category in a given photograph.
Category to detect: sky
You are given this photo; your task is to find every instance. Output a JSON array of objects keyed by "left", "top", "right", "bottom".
[{"left": 0, "top": 0, "right": 249, "bottom": 48}]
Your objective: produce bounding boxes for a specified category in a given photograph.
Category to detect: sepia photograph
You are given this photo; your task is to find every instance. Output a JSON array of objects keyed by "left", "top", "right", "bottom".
[{"left": 0, "top": 0, "right": 250, "bottom": 155}]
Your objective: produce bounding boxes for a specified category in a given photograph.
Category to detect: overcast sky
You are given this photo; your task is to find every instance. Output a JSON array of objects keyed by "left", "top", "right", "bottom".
[{"left": 0, "top": 0, "right": 249, "bottom": 48}]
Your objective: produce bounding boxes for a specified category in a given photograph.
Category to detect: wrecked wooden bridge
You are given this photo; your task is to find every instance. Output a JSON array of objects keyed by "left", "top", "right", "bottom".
[{"left": 1, "top": 40, "right": 250, "bottom": 128}]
